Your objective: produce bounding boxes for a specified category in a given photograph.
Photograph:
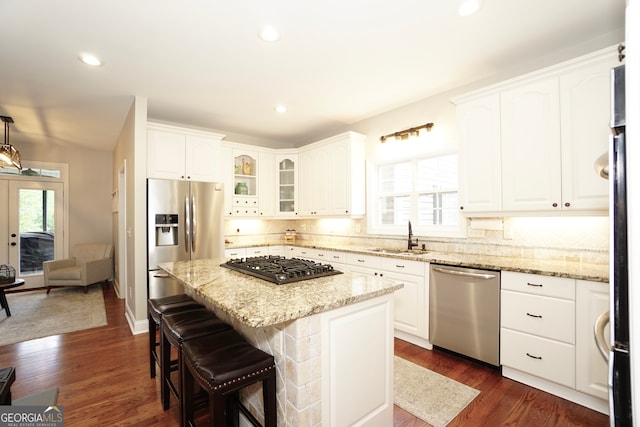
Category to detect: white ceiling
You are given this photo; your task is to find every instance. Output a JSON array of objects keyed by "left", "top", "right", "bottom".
[{"left": 0, "top": 0, "right": 625, "bottom": 152}]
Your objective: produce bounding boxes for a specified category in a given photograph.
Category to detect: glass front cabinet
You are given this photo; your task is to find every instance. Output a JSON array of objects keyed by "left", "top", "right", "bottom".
[
  {"left": 232, "top": 150, "right": 259, "bottom": 216},
  {"left": 276, "top": 153, "right": 298, "bottom": 217}
]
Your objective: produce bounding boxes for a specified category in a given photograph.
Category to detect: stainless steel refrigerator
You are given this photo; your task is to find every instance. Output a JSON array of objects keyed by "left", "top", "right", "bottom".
[
  {"left": 147, "top": 179, "right": 224, "bottom": 299},
  {"left": 595, "top": 62, "right": 632, "bottom": 426}
]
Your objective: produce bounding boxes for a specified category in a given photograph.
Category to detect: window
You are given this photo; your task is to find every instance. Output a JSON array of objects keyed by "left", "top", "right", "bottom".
[{"left": 370, "top": 154, "right": 464, "bottom": 237}]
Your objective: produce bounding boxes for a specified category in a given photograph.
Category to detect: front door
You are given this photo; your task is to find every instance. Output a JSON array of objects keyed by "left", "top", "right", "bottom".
[{"left": 4, "top": 180, "right": 64, "bottom": 287}]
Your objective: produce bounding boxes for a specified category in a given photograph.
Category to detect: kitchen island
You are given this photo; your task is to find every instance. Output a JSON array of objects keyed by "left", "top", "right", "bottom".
[{"left": 159, "top": 258, "right": 404, "bottom": 427}]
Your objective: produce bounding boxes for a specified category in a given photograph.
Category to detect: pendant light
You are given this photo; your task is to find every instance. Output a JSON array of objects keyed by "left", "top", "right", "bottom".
[{"left": 0, "top": 116, "right": 22, "bottom": 170}]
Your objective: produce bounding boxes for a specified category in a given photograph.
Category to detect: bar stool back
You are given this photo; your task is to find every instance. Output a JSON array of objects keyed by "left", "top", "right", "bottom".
[
  {"left": 161, "top": 308, "right": 233, "bottom": 413},
  {"left": 148, "top": 294, "right": 203, "bottom": 378},
  {"left": 181, "top": 330, "right": 277, "bottom": 427}
]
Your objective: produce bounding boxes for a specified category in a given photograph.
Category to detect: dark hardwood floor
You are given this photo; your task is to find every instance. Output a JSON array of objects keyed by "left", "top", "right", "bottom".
[{"left": 0, "top": 285, "right": 609, "bottom": 426}]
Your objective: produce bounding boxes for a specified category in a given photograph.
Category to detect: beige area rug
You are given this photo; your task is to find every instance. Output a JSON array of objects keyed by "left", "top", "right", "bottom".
[
  {"left": 0, "top": 286, "right": 107, "bottom": 346},
  {"left": 394, "top": 356, "right": 480, "bottom": 427}
]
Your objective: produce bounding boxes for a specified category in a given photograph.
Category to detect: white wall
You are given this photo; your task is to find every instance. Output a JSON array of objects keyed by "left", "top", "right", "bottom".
[
  {"left": 112, "top": 95, "right": 148, "bottom": 333},
  {"left": 12, "top": 138, "right": 113, "bottom": 250}
]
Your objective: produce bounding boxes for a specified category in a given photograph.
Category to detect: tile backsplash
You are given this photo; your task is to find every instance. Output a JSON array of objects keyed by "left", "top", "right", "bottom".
[{"left": 225, "top": 216, "right": 609, "bottom": 265}]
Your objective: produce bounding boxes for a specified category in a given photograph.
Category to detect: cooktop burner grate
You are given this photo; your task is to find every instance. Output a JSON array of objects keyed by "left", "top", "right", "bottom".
[{"left": 221, "top": 255, "right": 342, "bottom": 284}]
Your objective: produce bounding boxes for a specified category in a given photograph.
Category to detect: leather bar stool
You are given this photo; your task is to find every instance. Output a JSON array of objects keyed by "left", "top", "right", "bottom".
[
  {"left": 161, "top": 308, "right": 233, "bottom": 412},
  {"left": 181, "top": 329, "right": 277, "bottom": 427},
  {"left": 148, "top": 294, "right": 203, "bottom": 379}
]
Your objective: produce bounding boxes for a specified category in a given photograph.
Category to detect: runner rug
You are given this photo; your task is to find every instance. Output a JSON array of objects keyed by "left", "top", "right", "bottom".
[
  {"left": 0, "top": 286, "right": 107, "bottom": 346},
  {"left": 394, "top": 356, "right": 480, "bottom": 427}
]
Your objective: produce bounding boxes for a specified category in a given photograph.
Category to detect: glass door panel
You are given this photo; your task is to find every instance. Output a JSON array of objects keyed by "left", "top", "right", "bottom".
[
  {"left": 278, "top": 158, "right": 296, "bottom": 213},
  {"left": 8, "top": 181, "right": 64, "bottom": 286}
]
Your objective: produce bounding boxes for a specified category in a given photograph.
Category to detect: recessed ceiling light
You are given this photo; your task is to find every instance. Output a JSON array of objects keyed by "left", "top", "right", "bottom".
[
  {"left": 458, "top": 0, "right": 482, "bottom": 16},
  {"left": 274, "top": 105, "right": 287, "bottom": 113},
  {"left": 259, "top": 26, "right": 280, "bottom": 42},
  {"left": 79, "top": 54, "right": 104, "bottom": 66}
]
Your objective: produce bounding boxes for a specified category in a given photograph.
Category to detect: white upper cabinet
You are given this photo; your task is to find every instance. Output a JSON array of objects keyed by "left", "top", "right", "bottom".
[
  {"left": 258, "top": 150, "right": 275, "bottom": 217},
  {"left": 454, "top": 46, "right": 618, "bottom": 215},
  {"left": 501, "top": 77, "right": 562, "bottom": 211},
  {"left": 457, "top": 93, "right": 502, "bottom": 213},
  {"left": 147, "top": 122, "right": 225, "bottom": 182},
  {"left": 298, "top": 132, "right": 366, "bottom": 217},
  {"left": 275, "top": 152, "right": 298, "bottom": 217},
  {"left": 559, "top": 55, "right": 614, "bottom": 211}
]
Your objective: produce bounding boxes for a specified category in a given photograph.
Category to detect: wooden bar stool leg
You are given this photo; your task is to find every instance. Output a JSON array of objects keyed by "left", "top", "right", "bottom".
[
  {"left": 182, "top": 362, "right": 195, "bottom": 427},
  {"left": 211, "top": 392, "right": 227, "bottom": 427},
  {"left": 149, "top": 315, "right": 158, "bottom": 378},
  {"left": 264, "top": 370, "right": 277, "bottom": 427}
]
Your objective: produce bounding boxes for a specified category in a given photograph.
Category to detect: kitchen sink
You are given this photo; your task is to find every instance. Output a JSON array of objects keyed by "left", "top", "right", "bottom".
[
  {"left": 365, "top": 248, "right": 431, "bottom": 256},
  {"left": 366, "top": 248, "right": 419, "bottom": 255}
]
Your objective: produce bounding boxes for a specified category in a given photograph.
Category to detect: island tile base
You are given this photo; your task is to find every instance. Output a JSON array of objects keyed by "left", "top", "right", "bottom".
[{"left": 190, "top": 292, "right": 395, "bottom": 427}]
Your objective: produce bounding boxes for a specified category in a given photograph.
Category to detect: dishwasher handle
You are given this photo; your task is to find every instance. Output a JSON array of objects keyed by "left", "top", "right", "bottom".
[{"left": 432, "top": 266, "right": 497, "bottom": 280}]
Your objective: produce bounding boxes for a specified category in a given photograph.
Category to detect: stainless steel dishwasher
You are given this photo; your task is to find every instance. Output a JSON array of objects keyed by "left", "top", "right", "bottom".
[{"left": 429, "top": 264, "right": 500, "bottom": 366}]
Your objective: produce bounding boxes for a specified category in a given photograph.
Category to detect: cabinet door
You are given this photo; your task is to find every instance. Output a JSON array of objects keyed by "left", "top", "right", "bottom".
[
  {"left": 501, "top": 78, "right": 562, "bottom": 211},
  {"left": 385, "top": 270, "right": 427, "bottom": 339},
  {"left": 312, "top": 143, "right": 332, "bottom": 215},
  {"left": 330, "top": 139, "right": 351, "bottom": 215},
  {"left": 258, "top": 150, "right": 275, "bottom": 217},
  {"left": 575, "top": 280, "right": 609, "bottom": 400},
  {"left": 298, "top": 149, "right": 314, "bottom": 215},
  {"left": 298, "top": 145, "right": 331, "bottom": 215},
  {"left": 220, "top": 144, "right": 234, "bottom": 216},
  {"left": 147, "top": 128, "right": 186, "bottom": 179},
  {"left": 559, "top": 55, "right": 616, "bottom": 211},
  {"left": 185, "top": 134, "right": 220, "bottom": 182},
  {"left": 457, "top": 93, "right": 502, "bottom": 213},
  {"left": 276, "top": 154, "right": 298, "bottom": 216}
]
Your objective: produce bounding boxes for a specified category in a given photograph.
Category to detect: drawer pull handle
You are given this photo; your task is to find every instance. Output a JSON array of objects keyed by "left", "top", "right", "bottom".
[
  {"left": 357, "top": 259, "right": 365, "bottom": 263},
  {"left": 526, "top": 312, "right": 543, "bottom": 318},
  {"left": 526, "top": 352, "right": 543, "bottom": 360},
  {"left": 527, "top": 282, "right": 543, "bottom": 287},
  {"left": 396, "top": 265, "right": 405, "bottom": 268}
]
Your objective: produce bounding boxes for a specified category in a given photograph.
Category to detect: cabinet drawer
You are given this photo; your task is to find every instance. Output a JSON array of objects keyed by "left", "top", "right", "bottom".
[
  {"left": 246, "top": 247, "right": 268, "bottom": 257},
  {"left": 224, "top": 248, "right": 246, "bottom": 259},
  {"left": 501, "top": 271, "right": 575, "bottom": 299},
  {"left": 378, "top": 257, "right": 425, "bottom": 276},
  {"left": 314, "top": 250, "right": 344, "bottom": 265},
  {"left": 501, "top": 290, "right": 575, "bottom": 344},
  {"left": 294, "top": 247, "right": 317, "bottom": 259},
  {"left": 345, "top": 253, "right": 380, "bottom": 269},
  {"left": 501, "top": 328, "right": 575, "bottom": 388},
  {"left": 233, "top": 196, "right": 258, "bottom": 206}
]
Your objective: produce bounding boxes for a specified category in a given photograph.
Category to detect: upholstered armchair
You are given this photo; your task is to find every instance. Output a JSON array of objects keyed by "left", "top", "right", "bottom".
[{"left": 43, "top": 243, "right": 114, "bottom": 294}]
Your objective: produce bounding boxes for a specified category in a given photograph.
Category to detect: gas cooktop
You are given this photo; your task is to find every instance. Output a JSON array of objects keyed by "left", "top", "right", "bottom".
[{"left": 221, "top": 255, "right": 342, "bottom": 285}]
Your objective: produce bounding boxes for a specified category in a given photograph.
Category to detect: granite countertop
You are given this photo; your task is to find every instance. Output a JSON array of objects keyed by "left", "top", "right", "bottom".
[
  {"left": 159, "top": 258, "right": 404, "bottom": 328},
  {"left": 226, "top": 241, "right": 609, "bottom": 283}
]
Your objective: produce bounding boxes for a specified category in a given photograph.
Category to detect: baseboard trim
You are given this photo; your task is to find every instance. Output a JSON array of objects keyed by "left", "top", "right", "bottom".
[
  {"left": 502, "top": 366, "right": 609, "bottom": 415},
  {"left": 125, "top": 304, "right": 148, "bottom": 335}
]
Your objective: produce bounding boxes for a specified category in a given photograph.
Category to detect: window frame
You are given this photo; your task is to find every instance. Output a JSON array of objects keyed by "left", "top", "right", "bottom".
[{"left": 367, "top": 153, "right": 466, "bottom": 238}]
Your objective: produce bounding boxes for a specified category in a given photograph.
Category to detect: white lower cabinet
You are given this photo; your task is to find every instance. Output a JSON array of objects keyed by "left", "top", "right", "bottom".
[
  {"left": 344, "top": 253, "right": 431, "bottom": 349},
  {"left": 500, "top": 271, "right": 609, "bottom": 414},
  {"left": 321, "top": 293, "right": 395, "bottom": 426},
  {"left": 267, "top": 245, "right": 284, "bottom": 256},
  {"left": 224, "top": 247, "right": 246, "bottom": 259},
  {"left": 575, "top": 279, "right": 609, "bottom": 401}
]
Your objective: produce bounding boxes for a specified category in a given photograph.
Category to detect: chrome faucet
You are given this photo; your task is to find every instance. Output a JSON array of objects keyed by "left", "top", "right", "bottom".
[{"left": 407, "top": 221, "right": 419, "bottom": 250}]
